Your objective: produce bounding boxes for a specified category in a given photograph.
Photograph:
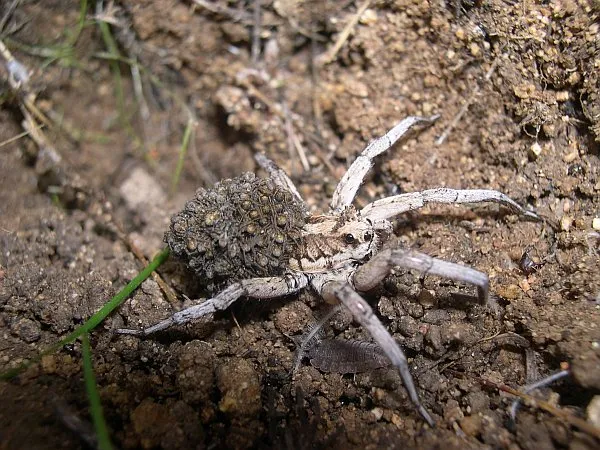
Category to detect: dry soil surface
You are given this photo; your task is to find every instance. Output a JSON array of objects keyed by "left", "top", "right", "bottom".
[{"left": 1, "top": 1, "right": 599, "bottom": 449}]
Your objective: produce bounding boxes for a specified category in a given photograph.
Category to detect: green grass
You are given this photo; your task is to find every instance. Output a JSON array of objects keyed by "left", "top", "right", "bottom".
[
  {"left": 82, "top": 333, "right": 113, "bottom": 450},
  {"left": 171, "top": 117, "right": 195, "bottom": 195},
  {"left": 4, "top": 0, "right": 89, "bottom": 69}
]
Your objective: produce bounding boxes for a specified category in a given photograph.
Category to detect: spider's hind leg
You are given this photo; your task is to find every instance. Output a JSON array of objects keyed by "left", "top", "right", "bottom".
[
  {"left": 353, "top": 248, "right": 489, "bottom": 305},
  {"left": 116, "top": 274, "right": 309, "bottom": 336},
  {"left": 322, "top": 281, "right": 436, "bottom": 427}
]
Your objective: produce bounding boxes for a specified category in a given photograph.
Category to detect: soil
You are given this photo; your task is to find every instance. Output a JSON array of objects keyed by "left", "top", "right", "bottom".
[{"left": 1, "top": 1, "right": 599, "bottom": 449}]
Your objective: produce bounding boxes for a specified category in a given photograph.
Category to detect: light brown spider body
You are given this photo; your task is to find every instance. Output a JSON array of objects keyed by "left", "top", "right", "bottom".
[{"left": 119, "top": 116, "right": 538, "bottom": 425}]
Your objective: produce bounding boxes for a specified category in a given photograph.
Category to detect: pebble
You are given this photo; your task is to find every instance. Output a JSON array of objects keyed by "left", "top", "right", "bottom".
[
  {"left": 443, "top": 399, "right": 464, "bottom": 422},
  {"left": 422, "top": 309, "right": 451, "bottom": 325},
  {"left": 418, "top": 289, "right": 437, "bottom": 308},
  {"left": 560, "top": 215, "right": 573, "bottom": 232},
  {"left": 460, "top": 414, "right": 483, "bottom": 437},
  {"left": 119, "top": 166, "right": 166, "bottom": 210},
  {"left": 359, "top": 9, "right": 378, "bottom": 25},
  {"left": 371, "top": 407, "right": 384, "bottom": 421},
  {"left": 529, "top": 142, "right": 542, "bottom": 158},
  {"left": 398, "top": 315, "right": 419, "bottom": 336},
  {"left": 10, "top": 318, "right": 41, "bottom": 343},
  {"left": 586, "top": 396, "right": 600, "bottom": 427}
]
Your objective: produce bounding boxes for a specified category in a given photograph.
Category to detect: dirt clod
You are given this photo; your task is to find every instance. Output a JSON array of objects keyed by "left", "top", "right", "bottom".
[{"left": 215, "top": 358, "right": 261, "bottom": 417}]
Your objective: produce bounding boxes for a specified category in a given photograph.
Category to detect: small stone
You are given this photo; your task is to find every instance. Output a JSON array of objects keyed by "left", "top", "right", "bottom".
[
  {"left": 378, "top": 296, "right": 396, "bottom": 319},
  {"left": 390, "top": 413, "right": 403, "bottom": 427},
  {"left": 441, "top": 323, "right": 477, "bottom": 345},
  {"left": 10, "top": 318, "right": 41, "bottom": 343},
  {"left": 444, "top": 399, "right": 464, "bottom": 422},
  {"left": 422, "top": 309, "right": 451, "bottom": 325},
  {"left": 371, "top": 407, "right": 384, "bottom": 421},
  {"left": 518, "top": 278, "right": 531, "bottom": 293},
  {"left": 460, "top": 415, "right": 483, "bottom": 437},
  {"left": 529, "top": 142, "right": 542, "bottom": 158},
  {"left": 425, "top": 325, "right": 444, "bottom": 354},
  {"left": 398, "top": 315, "right": 419, "bottom": 336},
  {"left": 418, "top": 289, "right": 437, "bottom": 308},
  {"left": 563, "top": 150, "right": 579, "bottom": 163},
  {"left": 592, "top": 218, "right": 600, "bottom": 231},
  {"left": 513, "top": 83, "right": 536, "bottom": 99},
  {"left": 406, "top": 303, "right": 424, "bottom": 319},
  {"left": 496, "top": 284, "right": 521, "bottom": 300},
  {"left": 359, "top": 8, "right": 378, "bottom": 25},
  {"left": 41, "top": 355, "right": 57, "bottom": 374},
  {"left": 560, "top": 215, "right": 572, "bottom": 232},
  {"left": 119, "top": 166, "right": 166, "bottom": 210},
  {"left": 587, "top": 396, "right": 600, "bottom": 427}
]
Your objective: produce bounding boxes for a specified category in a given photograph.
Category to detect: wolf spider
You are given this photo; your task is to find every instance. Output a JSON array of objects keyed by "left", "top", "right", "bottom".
[{"left": 118, "top": 115, "right": 537, "bottom": 425}]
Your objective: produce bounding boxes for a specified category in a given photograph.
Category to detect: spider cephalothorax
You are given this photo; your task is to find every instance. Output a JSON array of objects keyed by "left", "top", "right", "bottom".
[
  {"left": 289, "top": 207, "right": 385, "bottom": 273},
  {"left": 119, "top": 115, "right": 538, "bottom": 426}
]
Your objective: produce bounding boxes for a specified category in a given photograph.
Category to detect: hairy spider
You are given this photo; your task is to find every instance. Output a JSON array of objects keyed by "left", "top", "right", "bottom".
[{"left": 118, "top": 115, "right": 538, "bottom": 426}]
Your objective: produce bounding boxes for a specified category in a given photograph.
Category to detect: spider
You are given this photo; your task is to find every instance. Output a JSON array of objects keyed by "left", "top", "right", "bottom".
[{"left": 118, "top": 115, "right": 538, "bottom": 426}]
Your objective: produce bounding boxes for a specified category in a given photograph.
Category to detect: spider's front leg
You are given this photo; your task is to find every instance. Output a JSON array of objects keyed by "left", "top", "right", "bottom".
[
  {"left": 321, "top": 281, "right": 435, "bottom": 427},
  {"left": 330, "top": 115, "right": 439, "bottom": 211},
  {"left": 116, "top": 274, "right": 309, "bottom": 336},
  {"left": 354, "top": 248, "right": 489, "bottom": 304},
  {"left": 254, "top": 153, "right": 305, "bottom": 205},
  {"left": 361, "top": 188, "right": 539, "bottom": 222}
]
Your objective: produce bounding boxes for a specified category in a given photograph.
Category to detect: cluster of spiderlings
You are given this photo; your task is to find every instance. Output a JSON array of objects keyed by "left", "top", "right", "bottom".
[{"left": 165, "top": 173, "right": 307, "bottom": 292}]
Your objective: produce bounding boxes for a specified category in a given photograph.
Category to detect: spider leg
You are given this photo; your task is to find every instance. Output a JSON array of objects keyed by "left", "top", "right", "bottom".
[
  {"left": 255, "top": 153, "right": 305, "bottom": 205},
  {"left": 116, "top": 273, "right": 309, "bottom": 336},
  {"left": 330, "top": 115, "right": 439, "bottom": 211},
  {"left": 361, "top": 188, "right": 539, "bottom": 222},
  {"left": 293, "top": 304, "right": 343, "bottom": 373},
  {"left": 322, "top": 281, "right": 435, "bottom": 427},
  {"left": 353, "top": 248, "right": 489, "bottom": 304}
]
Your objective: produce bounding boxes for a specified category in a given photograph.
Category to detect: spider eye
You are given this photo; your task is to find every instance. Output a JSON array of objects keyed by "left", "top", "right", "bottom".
[
  {"left": 344, "top": 233, "right": 355, "bottom": 244},
  {"left": 364, "top": 232, "right": 373, "bottom": 241}
]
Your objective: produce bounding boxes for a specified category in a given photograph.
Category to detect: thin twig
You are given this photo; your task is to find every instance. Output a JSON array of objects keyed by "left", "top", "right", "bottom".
[
  {"left": 449, "top": 370, "right": 600, "bottom": 440},
  {"left": 435, "top": 50, "right": 503, "bottom": 146},
  {"left": 53, "top": 399, "right": 98, "bottom": 449},
  {"left": 317, "top": 0, "right": 372, "bottom": 66},
  {"left": 0, "top": 127, "right": 34, "bottom": 148},
  {"left": 510, "top": 368, "right": 571, "bottom": 421},
  {"left": 0, "top": 0, "right": 21, "bottom": 33},
  {"left": 283, "top": 102, "right": 310, "bottom": 172},
  {"left": 192, "top": 0, "right": 252, "bottom": 23},
  {"left": 251, "top": 0, "right": 261, "bottom": 66}
]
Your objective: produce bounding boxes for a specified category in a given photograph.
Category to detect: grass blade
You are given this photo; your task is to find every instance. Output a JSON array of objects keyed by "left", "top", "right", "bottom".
[
  {"left": 82, "top": 333, "right": 113, "bottom": 450},
  {"left": 170, "top": 117, "right": 195, "bottom": 195}
]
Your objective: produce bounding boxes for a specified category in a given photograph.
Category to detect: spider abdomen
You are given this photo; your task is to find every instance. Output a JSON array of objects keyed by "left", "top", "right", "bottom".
[{"left": 165, "top": 173, "right": 307, "bottom": 291}]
